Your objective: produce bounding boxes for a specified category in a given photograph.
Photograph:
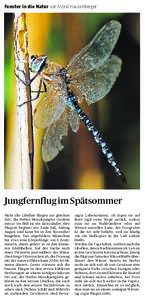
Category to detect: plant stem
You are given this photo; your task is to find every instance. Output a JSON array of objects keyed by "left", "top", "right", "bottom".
[{"left": 14, "top": 13, "right": 34, "bottom": 189}]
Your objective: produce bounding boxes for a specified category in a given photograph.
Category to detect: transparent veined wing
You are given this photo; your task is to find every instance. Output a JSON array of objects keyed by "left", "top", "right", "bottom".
[
  {"left": 66, "top": 20, "right": 121, "bottom": 78},
  {"left": 34, "top": 79, "right": 67, "bottom": 129},
  {"left": 67, "top": 108, "right": 80, "bottom": 133},
  {"left": 69, "top": 55, "right": 122, "bottom": 105},
  {"left": 42, "top": 112, "right": 68, "bottom": 162}
]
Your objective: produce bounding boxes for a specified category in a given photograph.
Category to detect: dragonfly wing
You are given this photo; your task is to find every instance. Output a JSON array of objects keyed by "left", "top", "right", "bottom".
[
  {"left": 34, "top": 80, "right": 67, "bottom": 129},
  {"left": 69, "top": 55, "right": 122, "bottom": 105},
  {"left": 66, "top": 20, "right": 121, "bottom": 78},
  {"left": 67, "top": 108, "right": 80, "bottom": 133},
  {"left": 42, "top": 112, "right": 68, "bottom": 162}
]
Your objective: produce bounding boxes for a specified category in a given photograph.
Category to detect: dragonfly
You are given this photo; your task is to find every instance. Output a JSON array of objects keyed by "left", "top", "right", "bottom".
[{"left": 16, "top": 20, "right": 127, "bottom": 183}]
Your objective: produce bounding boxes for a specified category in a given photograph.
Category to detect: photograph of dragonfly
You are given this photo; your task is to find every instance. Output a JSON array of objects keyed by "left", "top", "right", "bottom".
[{"left": 4, "top": 13, "right": 140, "bottom": 189}]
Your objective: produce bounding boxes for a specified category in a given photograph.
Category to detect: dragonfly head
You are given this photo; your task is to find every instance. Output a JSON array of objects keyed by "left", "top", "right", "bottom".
[{"left": 29, "top": 55, "right": 48, "bottom": 73}]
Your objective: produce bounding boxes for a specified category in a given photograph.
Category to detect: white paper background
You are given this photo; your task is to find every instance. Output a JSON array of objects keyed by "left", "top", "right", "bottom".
[{"left": 1, "top": 0, "right": 145, "bottom": 299}]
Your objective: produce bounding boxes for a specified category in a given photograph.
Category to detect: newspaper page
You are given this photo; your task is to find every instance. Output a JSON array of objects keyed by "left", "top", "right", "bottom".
[{"left": 1, "top": 0, "right": 144, "bottom": 299}]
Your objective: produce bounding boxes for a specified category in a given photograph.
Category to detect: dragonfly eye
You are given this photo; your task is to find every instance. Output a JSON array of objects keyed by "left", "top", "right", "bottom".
[
  {"left": 29, "top": 55, "right": 48, "bottom": 73},
  {"left": 29, "top": 55, "right": 38, "bottom": 71},
  {"left": 30, "top": 54, "right": 38, "bottom": 64}
]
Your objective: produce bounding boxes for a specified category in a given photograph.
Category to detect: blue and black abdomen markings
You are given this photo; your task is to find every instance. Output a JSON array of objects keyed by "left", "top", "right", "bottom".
[{"left": 67, "top": 90, "right": 126, "bottom": 183}]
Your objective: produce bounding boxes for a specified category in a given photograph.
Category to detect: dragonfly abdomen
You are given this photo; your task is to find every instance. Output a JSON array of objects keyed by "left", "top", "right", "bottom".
[{"left": 68, "top": 90, "right": 126, "bottom": 183}]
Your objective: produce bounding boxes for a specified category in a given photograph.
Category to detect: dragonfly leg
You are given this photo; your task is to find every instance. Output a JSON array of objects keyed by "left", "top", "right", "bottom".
[
  {"left": 18, "top": 79, "right": 46, "bottom": 107},
  {"left": 31, "top": 80, "right": 47, "bottom": 100},
  {"left": 14, "top": 67, "right": 41, "bottom": 86}
]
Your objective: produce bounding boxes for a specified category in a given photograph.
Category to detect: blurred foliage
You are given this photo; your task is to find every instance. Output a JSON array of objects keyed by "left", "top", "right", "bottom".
[{"left": 4, "top": 13, "right": 140, "bottom": 189}]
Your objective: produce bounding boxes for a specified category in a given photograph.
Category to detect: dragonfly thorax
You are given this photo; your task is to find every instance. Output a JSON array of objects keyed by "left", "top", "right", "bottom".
[{"left": 59, "top": 68, "right": 70, "bottom": 83}]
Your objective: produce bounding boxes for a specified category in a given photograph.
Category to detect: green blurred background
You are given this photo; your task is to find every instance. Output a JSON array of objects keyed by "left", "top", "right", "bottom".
[{"left": 4, "top": 13, "right": 140, "bottom": 189}]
